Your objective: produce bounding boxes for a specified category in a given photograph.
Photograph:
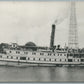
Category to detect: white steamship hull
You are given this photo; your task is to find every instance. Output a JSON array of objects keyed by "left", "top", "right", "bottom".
[
  {"left": 0, "top": 22, "right": 82, "bottom": 67},
  {"left": 0, "top": 57, "right": 84, "bottom": 67}
]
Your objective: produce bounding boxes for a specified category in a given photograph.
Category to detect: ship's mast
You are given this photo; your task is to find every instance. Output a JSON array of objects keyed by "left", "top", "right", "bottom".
[{"left": 68, "top": 1, "right": 78, "bottom": 49}]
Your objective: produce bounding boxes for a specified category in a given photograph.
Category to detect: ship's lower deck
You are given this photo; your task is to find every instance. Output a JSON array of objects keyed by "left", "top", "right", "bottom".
[
  {"left": 0, "top": 51, "right": 84, "bottom": 67},
  {"left": 0, "top": 59, "right": 84, "bottom": 67}
]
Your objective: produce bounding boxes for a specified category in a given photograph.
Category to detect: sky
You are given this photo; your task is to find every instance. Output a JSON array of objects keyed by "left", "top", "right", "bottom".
[{"left": 0, "top": 1, "right": 84, "bottom": 48}]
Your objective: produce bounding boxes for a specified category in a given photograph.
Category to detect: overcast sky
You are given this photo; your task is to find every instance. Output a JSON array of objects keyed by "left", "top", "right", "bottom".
[{"left": 0, "top": 1, "right": 84, "bottom": 48}]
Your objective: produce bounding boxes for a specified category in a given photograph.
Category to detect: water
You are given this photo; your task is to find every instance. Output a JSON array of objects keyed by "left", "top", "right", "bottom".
[{"left": 0, "top": 66, "right": 84, "bottom": 82}]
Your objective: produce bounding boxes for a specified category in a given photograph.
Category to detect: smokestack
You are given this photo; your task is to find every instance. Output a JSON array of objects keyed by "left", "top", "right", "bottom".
[{"left": 50, "top": 24, "right": 55, "bottom": 48}]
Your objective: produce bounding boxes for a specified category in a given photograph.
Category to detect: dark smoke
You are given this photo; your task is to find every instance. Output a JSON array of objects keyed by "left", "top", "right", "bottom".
[{"left": 54, "top": 2, "right": 69, "bottom": 25}]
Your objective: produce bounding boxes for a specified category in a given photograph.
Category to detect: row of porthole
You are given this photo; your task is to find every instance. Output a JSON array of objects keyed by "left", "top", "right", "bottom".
[
  {"left": 4, "top": 56, "right": 84, "bottom": 62},
  {"left": 0, "top": 55, "right": 66, "bottom": 61},
  {"left": 9, "top": 51, "right": 66, "bottom": 56},
  {"left": 7, "top": 56, "right": 18, "bottom": 59},
  {"left": 0, "top": 56, "right": 18, "bottom": 59},
  {"left": 32, "top": 53, "right": 66, "bottom": 56},
  {"left": 2, "top": 56, "right": 66, "bottom": 62},
  {"left": 10, "top": 51, "right": 28, "bottom": 54},
  {"left": 68, "top": 59, "right": 84, "bottom": 62},
  {"left": 1, "top": 56, "right": 84, "bottom": 62},
  {"left": 27, "top": 58, "right": 67, "bottom": 62}
]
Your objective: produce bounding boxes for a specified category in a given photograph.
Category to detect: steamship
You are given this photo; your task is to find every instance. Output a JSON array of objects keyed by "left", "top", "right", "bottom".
[{"left": 0, "top": 24, "right": 84, "bottom": 67}]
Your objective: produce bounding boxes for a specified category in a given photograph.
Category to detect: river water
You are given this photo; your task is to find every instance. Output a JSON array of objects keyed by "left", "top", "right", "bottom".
[{"left": 0, "top": 66, "right": 84, "bottom": 82}]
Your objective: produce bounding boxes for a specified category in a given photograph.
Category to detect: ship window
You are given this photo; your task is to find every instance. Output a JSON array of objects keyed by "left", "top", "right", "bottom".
[
  {"left": 48, "top": 53, "right": 51, "bottom": 56},
  {"left": 39, "top": 58, "right": 40, "bottom": 61},
  {"left": 10, "top": 51, "right": 11, "bottom": 53},
  {"left": 20, "top": 57, "right": 26, "bottom": 60},
  {"left": 49, "top": 59, "right": 51, "bottom": 61},
  {"left": 58, "top": 54, "right": 59, "bottom": 56},
  {"left": 78, "top": 59, "right": 79, "bottom": 62},
  {"left": 65, "top": 59, "right": 66, "bottom": 61},
  {"left": 68, "top": 59, "right": 72, "bottom": 62},
  {"left": 55, "top": 59, "right": 56, "bottom": 61},
  {"left": 11, "top": 56, "right": 13, "bottom": 59},
  {"left": 16, "top": 51, "right": 20, "bottom": 54},
  {"left": 60, "top": 59, "right": 61, "bottom": 61},
  {"left": 64, "top": 54, "right": 66, "bottom": 56},
  {"left": 81, "top": 59, "right": 84, "bottom": 62},
  {"left": 70, "top": 54, "right": 73, "bottom": 56},
  {"left": 28, "top": 57, "right": 30, "bottom": 60},
  {"left": 33, "top": 58, "right": 35, "bottom": 60},
  {"left": 44, "top": 58, "right": 46, "bottom": 61},
  {"left": 18, "top": 51, "right": 20, "bottom": 54},
  {"left": 24, "top": 52, "right": 28, "bottom": 54},
  {"left": 16, "top": 57, "right": 18, "bottom": 59},
  {"left": 60, "top": 54, "right": 62, "bottom": 56},
  {"left": 7, "top": 56, "right": 9, "bottom": 58},
  {"left": 54, "top": 54, "right": 55, "bottom": 56},
  {"left": 40, "top": 53, "right": 44, "bottom": 55},
  {"left": 67, "top": 54, "right": 70, "bottom": 56},
  {"left": 32, "top": 53, "right": 36, "bottom": 55}
]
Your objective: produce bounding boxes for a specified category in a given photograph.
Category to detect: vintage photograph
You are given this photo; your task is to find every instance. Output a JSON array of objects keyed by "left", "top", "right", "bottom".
[{"left": 0, "top": 0, "right": 84, "bottom": 82}]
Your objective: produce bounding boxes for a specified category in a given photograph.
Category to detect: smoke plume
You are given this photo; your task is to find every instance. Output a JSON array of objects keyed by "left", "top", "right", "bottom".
[{"left": 54, "top": 5, "right": 69, "bottom": 25}]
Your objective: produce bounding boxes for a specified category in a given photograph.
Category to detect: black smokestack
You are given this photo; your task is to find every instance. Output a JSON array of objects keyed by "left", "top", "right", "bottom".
[{"left": 50, "top": 24, "right": 55, "bottom": 48}]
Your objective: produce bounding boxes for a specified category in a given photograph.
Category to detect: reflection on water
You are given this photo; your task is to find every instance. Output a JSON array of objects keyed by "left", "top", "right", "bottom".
[{"left": 0, "top": 66, "right": 84, "bottom": 82}]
